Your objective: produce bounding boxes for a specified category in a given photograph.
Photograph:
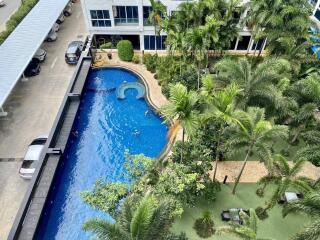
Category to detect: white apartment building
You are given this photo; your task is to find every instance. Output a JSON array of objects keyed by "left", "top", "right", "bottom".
[{"left": 80, "top": 0, "right": 319, "bottom": 53}]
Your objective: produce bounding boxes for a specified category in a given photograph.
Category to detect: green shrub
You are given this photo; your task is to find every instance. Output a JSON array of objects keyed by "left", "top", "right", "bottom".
[
  {"left": 255, "top": 188, "right": 264, "bottom": 198},
  {"left": 117, "top": 40, "right": 134, "bottom": 61},
  {"left": 280, "top": 149, "right": 290, "bottom": 157},
  {"left": 99, "top": 42, "right": 113, "bottom": 49},
  {"left": 194, "top": 210, "right": 215, "bottom": 238},
  {"left": 165, "top": 233, "right": 188, "bottom": 240},
  {"left": 132, "top": 54, "right": 140, "bottom": 64},
  {"left": 255, "top": 206, "right": 269, "bottom": 220},
  {"left": 144, "top": 53, "right": 158, "bottom": 73}
]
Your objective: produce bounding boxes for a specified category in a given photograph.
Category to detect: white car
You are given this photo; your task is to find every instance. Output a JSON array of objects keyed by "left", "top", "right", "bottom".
[
  {"left": 33, "top": 48, "right": 47, "bottom": 62},
  {"left": 53, "top": 23, "right": 60, "bottom": 32},
  {"left": 46, "top": 29, "right": 57, "bottom": 42},
  {"left": 19, "top": 135, "right": 48, "bottom": 179},
  {"left": 56, "top": 13, "right": 65, "bottom": 24},
  {"left": 0, "top": 1, "right": 5, "bottom": 7},
  {"left": 64, "top": 2, "right": 73, "bottom": 16}
]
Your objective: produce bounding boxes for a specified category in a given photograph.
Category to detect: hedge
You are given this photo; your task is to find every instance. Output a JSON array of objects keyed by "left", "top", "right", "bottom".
[
  {"left": 0, "top": 0, "right": 39, "bottom": 44},
  {"left": 117, "top": 40, "right": 134, "bottom": 61}
]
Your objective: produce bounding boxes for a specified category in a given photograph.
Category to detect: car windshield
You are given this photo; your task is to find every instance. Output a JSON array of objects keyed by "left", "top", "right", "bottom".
[
  {"left": 21, "top": 160, "right": 37, "bottom": 169},
  {"left": 67, "top": 53, "right": 77, "bottom": 58}
]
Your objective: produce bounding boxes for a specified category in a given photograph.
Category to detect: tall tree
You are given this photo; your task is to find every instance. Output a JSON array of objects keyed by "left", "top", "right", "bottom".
[
  {"left": 83, "top": 195, "right": 175, "bottom": 240},
  {"left": 283, "top": 192, "right": 320, "bottom": 240},
  {"left": 201, "top": 75, "right": 241, "bottom": 179},
  {"left": 184, "top": 26, "right": 209, "bottom": 89},
  {"left": 149, "top": 0, "right": 166, "bottom": 53},
  {"left": 214, "top": 57, "right": 291, "bottom": 111},
  {"left": 161, "top": 83, "right": 199, "bottom": 161},
  {"left": 258, "top": 154, "right": 312, "bottom": 212},
  {"left": 226, "top": 107, "right": 288, "bottom": 194}
]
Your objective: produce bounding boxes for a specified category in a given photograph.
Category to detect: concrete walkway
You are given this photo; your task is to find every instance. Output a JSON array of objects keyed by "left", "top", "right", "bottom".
[{"left": 211, "top": 161, "right": 320, "bottom": 183}]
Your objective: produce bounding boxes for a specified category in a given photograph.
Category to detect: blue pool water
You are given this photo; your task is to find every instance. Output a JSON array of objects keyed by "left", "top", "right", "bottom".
[{"left": 36, "top": 68, "right": 168, "bottom": 240}]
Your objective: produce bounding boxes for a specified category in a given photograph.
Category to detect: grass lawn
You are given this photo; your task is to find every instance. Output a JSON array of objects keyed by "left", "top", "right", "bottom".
[{"left": 171, "top": 183, "right": 310, "bottom": 240}]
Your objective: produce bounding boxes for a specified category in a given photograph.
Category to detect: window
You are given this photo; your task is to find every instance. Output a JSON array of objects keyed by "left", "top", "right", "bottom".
[
  {"left": 236, "top": 36, "right": 251, "bottom": 50},
  {"left": 90, "top": 10, "right": 111, "bottom": 27},
  {"left": 143, "top": 6, "right": 166, "bottom": 26},
  {"left": 251, "top": 38, "right": 265, "bottom": 51},
  {"left": 315, "top": 9, "right": 320, "bottom": 21},
  {"left": 114, "top": 6, "right": 139, "bottom": 25},
  {"left": 144, "top": 35, "right": 167, "bottom": 50}
]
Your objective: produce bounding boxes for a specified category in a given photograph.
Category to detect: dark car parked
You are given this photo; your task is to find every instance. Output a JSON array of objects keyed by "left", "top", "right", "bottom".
[
  {"left": 24, "top": 58, "right": 41, "bottom": 77},
  {"left": 65, "top": 41, "right": 84, "bottom": 65}
]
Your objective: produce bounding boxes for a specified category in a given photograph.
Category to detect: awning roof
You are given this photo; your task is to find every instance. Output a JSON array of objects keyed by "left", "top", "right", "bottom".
[{"left": 0, "top": 0, "right": 69, "bottom": 108}]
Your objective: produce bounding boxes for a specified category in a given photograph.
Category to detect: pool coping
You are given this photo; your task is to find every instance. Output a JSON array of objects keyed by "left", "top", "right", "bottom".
[{"left": 90, "top": 65, "right": 173, "bottom": 160}]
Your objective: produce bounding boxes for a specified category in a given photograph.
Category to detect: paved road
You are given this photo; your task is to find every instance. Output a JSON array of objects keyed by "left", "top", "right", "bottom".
[
  {"left": 0, "top": 0, "right": 21, "bottom": 31},
  {"left": 0, "top": 2, "right": 87, "bottom": 239}
]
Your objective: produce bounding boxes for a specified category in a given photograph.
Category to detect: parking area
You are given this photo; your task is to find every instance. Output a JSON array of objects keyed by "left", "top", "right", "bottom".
[{"left": 0, "top": 2, "right": 87, "bottom": 239}]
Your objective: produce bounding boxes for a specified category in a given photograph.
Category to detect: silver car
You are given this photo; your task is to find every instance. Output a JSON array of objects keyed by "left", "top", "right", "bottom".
[
  {"left": 46, "top": 29, "right": 57, "bottom": 42},
  {"left": 19, "top": 135, "right": 48, "bottom": 179},
  {"left": 33, "top": 48, "right": 47, "bottom": 62}
]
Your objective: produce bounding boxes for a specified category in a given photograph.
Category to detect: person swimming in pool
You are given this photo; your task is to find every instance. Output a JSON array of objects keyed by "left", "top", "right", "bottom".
[{"left": 133, "top": 129, "right": 140, "bottom": 136}]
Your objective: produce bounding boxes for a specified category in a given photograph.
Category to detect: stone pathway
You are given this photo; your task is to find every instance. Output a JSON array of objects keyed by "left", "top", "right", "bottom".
[
  {"left": 93, "top": 52, "right": 320, "bottom": 183},
  {"left": 211, "top": 161, "right": 320, "bottom": 182}
]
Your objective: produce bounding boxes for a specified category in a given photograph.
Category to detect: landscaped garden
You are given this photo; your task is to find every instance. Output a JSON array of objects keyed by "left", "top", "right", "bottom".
[{"left": 82, "top": 0, "right": 320, "bottom": 239}]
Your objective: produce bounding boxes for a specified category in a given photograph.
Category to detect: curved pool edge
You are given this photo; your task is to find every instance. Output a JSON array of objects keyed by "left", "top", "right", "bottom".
[{"left": 92, "top": 65, "right": 174, "bottom": 160}]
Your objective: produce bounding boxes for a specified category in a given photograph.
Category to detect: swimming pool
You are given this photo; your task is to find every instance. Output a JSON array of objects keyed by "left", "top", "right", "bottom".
[{"left": 35, "top": 68, "right": 168, "bottom": 239}]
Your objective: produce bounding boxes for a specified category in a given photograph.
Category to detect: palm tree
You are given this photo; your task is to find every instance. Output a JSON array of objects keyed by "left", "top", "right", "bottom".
[
  {"left": 184, "top": 26, "right": 209, "bottom": 89},
  {"left": 214, "top": 57, "right": 291, "bottom": 110},
  {"left": 161, "top": 83, "right": 199, "bottom": 161},
  {"left": 258, "top": 154, "right": 312, "bottom": 212},
  {"left": 201, "top": 75, "right": 241, "bottom": 179},
  {"left": 166, "top": 30, "right": 185, "bottom": 75},
  {"left": 83, "top": 195, "right": 174, "bottom": 240},
  {"left": 149, "top": 0, "right": 166, "bottom": 53},
  {"left": 296, "top": 130, "right": 320, "bottom": 167},
  {"left": 226, "top": 107, "right": 288, "bottom": 194},
  {"left": 283, "top": 192, "right": 320, "bottom": 240},
  {"left": 217, "top": 209, "right": 271, "bottom": 240}
]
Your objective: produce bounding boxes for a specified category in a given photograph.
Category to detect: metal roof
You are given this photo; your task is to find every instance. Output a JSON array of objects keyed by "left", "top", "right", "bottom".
[{"left": 0, "top": 0, "right": 69, "bottom": 108}]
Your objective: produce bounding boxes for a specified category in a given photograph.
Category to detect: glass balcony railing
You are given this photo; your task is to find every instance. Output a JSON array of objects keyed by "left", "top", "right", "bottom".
[
  {"left": 143, "top": 18, "right": 153, "bottom": 26},
  {"left": 114, "top": 18, "right": 139, "bottom": 25}
]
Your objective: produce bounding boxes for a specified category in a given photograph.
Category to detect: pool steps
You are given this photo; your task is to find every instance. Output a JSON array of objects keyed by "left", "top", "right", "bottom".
[{"left": 116, "top": 82, "right": 145, "bottom": 99}]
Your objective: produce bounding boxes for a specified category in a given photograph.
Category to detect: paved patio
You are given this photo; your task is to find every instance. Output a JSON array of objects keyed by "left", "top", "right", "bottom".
[{"left": 212, "top": 160, "right": 320, "bottom": 182}]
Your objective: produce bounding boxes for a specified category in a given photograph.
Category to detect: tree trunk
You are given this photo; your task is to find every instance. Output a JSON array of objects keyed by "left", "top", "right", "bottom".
[
  {"left": 180, "top": 128, "right": 185, "bottom": 163},
  {"left": 213, "top": 131, "right": 222, "bottom": 180},
  {"left": 197, "top": 61, "right": 201, "bottom": 90},
  {"left": 154, "top": 23, "right": 158, "bottom": 54},
  {"left": 291, "top": 126, "right": 303, "bottom": 144},
  {"left": 179, "top": 55, "right": 182, "bottom": 76},
  {"left": 232, "top": 146, "right": 252, "bottom": 194}
]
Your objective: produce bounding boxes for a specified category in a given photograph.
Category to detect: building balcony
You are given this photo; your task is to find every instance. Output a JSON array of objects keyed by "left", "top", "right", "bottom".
[{"left": 114, "top": 18, "right": 139, "bottom": 26}]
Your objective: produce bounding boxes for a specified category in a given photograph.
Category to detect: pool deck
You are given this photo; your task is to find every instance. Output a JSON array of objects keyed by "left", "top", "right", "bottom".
[{"left": 211, "top": 160, "right": 320, "bottom": 182}]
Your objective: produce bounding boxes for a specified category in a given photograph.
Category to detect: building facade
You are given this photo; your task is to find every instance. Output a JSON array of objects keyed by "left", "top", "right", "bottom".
[{"left": 80, "top": 0, "right": 318, "bottom": 53}]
